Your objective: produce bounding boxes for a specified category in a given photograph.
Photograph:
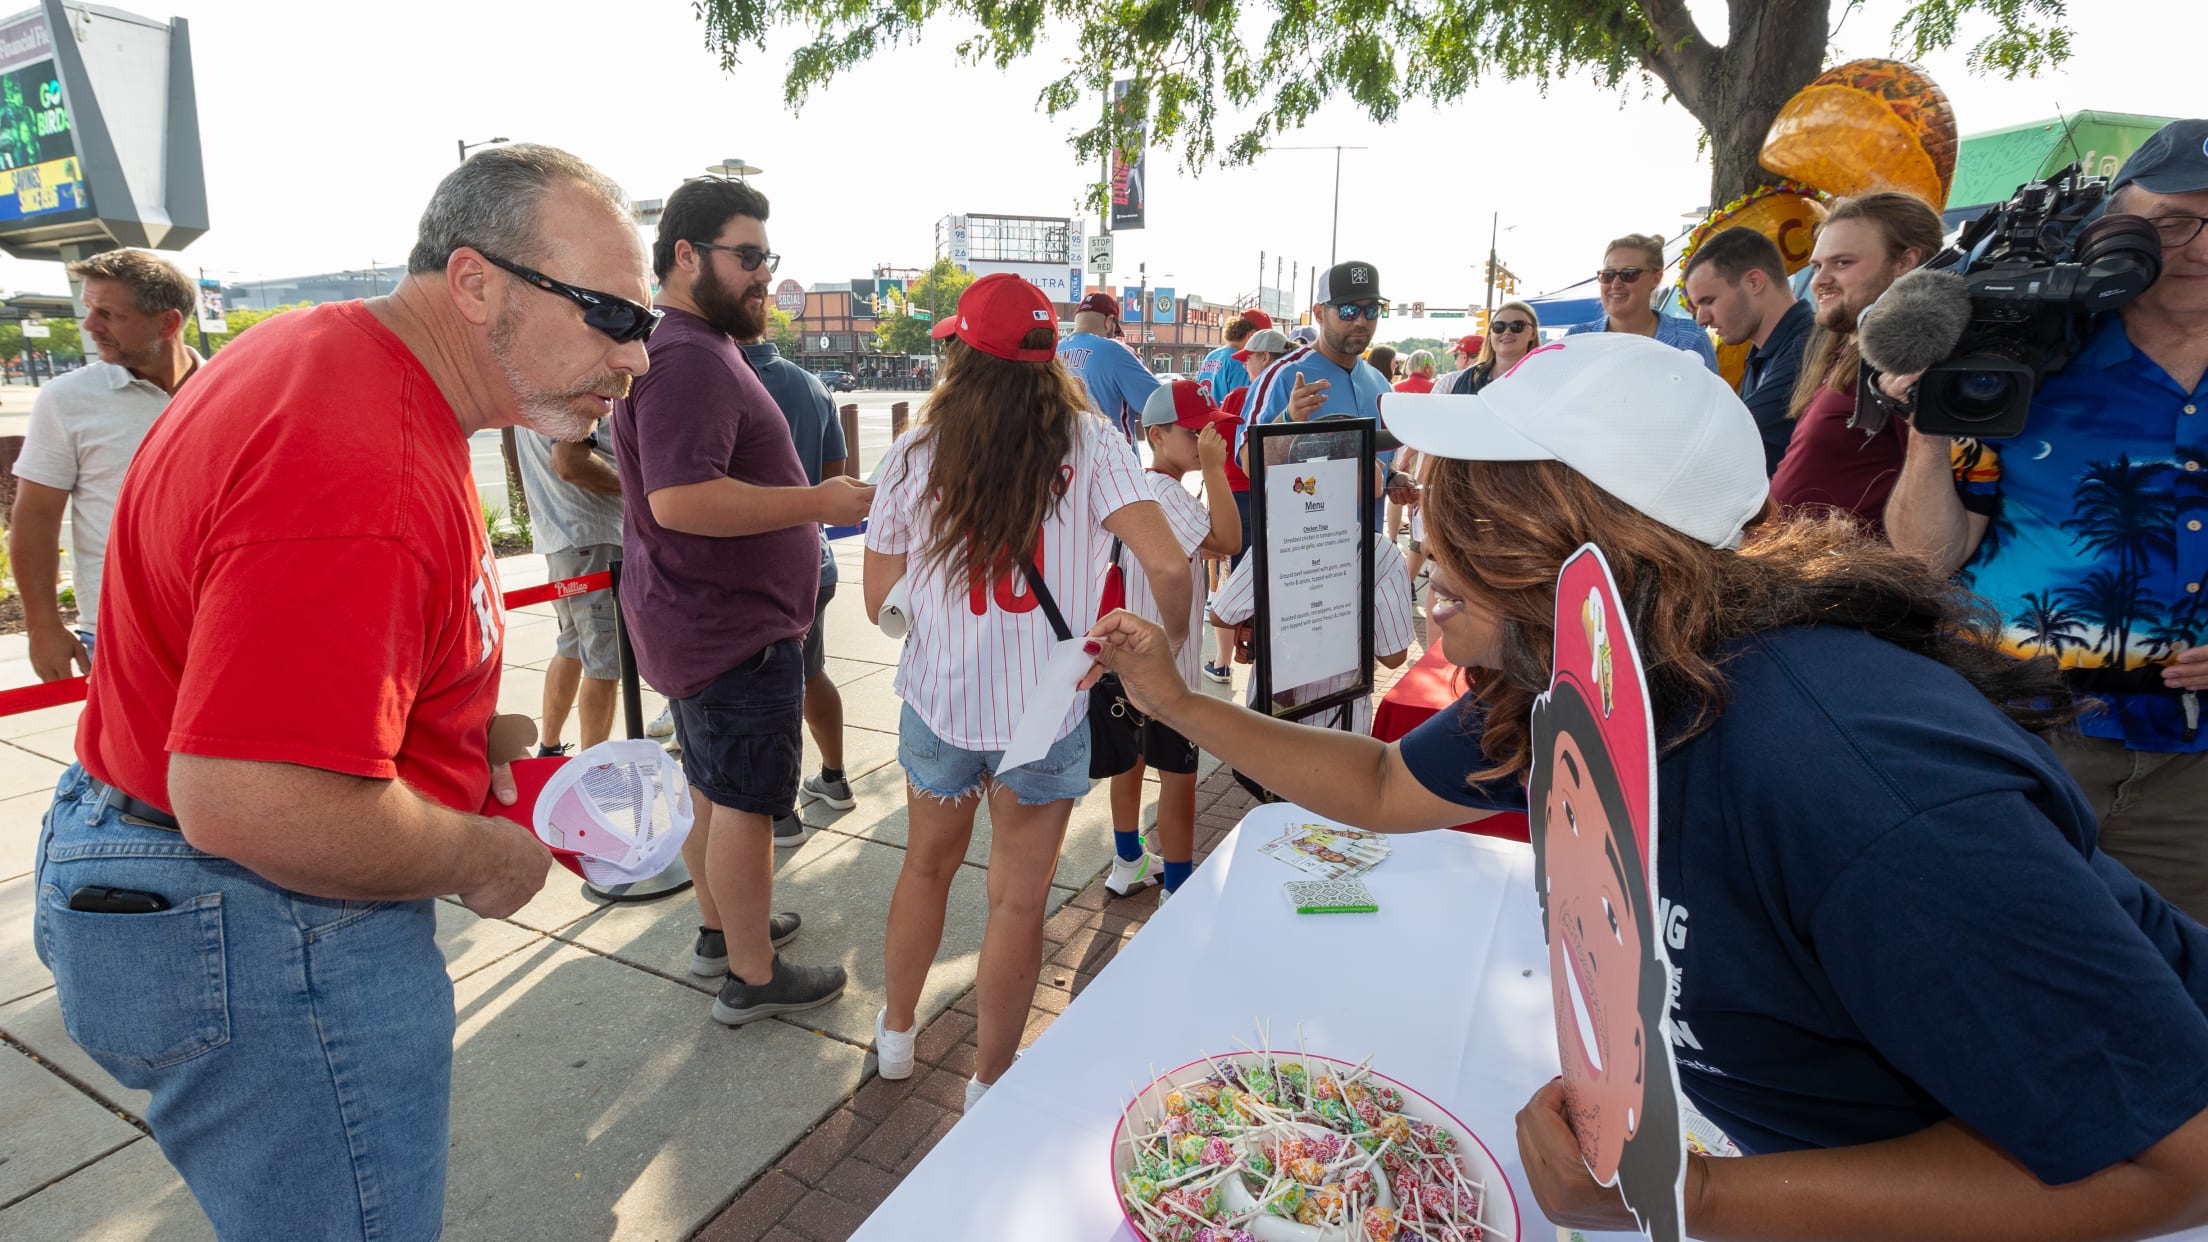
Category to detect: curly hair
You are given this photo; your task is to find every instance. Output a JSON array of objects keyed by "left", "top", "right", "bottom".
[
  {"left": 909, "top": 331, "right": 1089, "bottom": 588},
  {"left": 1416, "top": 457, "right": 2078, "bottom": 788}
]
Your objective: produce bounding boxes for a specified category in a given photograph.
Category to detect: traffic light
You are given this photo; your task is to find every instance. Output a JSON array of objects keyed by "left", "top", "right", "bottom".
[{"left": 1483, "top": 258, "right": 1496, "bottom": 285}]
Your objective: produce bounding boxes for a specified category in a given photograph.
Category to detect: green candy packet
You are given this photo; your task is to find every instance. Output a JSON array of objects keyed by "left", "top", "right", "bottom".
[{"left": 1282, "top": 878, "right": 1379, "bottom": 914}]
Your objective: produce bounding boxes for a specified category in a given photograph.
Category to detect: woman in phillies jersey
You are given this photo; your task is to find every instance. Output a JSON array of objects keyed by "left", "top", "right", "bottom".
[{"left": 864, "top": 274, "right": 1192, "bottom": 1111}]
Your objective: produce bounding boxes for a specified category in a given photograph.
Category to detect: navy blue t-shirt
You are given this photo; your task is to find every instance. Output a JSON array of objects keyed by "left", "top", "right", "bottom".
[{"left": 1399, "top": 625, "right": 2208, "bottom": 1184}]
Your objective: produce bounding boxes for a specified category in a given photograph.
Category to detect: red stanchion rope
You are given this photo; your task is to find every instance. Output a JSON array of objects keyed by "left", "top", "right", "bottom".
[{"left": 0, "top": 571, "right": 617, "bottom": 720}]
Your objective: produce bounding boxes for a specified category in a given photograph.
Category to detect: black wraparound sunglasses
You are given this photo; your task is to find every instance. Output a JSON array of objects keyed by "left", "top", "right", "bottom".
[
  {"left": 1489, "top": 319, "right": 1531, "bottom": 333},
  {"left": 479, "top": 251, "right": 662, "bottom": 344}
]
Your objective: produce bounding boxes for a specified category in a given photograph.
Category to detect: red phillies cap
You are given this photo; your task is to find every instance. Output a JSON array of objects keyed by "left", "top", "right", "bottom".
[
  {"left": 1455, "top": 334, "right": 1484, "bottom": 355},
  {"left": 933, "top": 274, "right": 1060, "bottom": 362},
  {"left": 1238, "top": 308, "right": 1274, "bottom": 331},
  {"left": 1077, "top": 290, "right": 1121, "bottom": 318},
  {"left": 1140, "top": 378, "right": 1232, "bottom": 432}
]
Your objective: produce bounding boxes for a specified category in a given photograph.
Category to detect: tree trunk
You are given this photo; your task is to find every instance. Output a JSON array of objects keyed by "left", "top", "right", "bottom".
[{"left": 1653, "top": 0, "right": 1832, "bottom": 207}]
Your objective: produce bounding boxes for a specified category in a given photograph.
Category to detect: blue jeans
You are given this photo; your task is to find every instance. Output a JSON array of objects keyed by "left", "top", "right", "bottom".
[
  {"left": 898, "top": 704, "right": 1092, "bottom": 805},
  {"left": 33, "top": 765, "right": 454, "bottom": 1241}
]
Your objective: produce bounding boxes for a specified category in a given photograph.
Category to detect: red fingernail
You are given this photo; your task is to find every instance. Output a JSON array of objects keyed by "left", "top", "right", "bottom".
[{"left": 1084, "top": 641, "right": 1101, "bottom": 655}]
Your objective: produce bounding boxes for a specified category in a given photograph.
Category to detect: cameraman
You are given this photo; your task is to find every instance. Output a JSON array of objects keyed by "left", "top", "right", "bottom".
[{"left": 1887, "top": 119, "right": 2208, "bottom": 922}]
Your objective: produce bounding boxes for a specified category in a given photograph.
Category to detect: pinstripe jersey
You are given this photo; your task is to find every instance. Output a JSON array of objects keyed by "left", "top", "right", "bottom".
[
  {"left": 1117, "top": 471, "right": 1212, "bottom": 690},
  {"left": 867, "top": 417, "right": 1153, "bottom": 751},
  {"left": 1209, "top": 532, "right": 1415, "bottom": 735}
]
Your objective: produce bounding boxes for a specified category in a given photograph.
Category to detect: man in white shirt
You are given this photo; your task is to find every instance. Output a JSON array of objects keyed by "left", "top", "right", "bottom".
[{"left": 9, "top": 249, "right": 202, "bottom": 679}]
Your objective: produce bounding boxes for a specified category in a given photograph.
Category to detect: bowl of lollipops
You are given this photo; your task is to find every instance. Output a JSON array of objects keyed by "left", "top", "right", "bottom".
[{"left": 1112, "top": 1045, "right": 1519, "bottom": 1242}]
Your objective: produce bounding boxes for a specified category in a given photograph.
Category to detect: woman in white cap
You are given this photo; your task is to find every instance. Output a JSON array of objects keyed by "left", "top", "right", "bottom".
[
  {"left": 864, "top": 273, "right": 1191, "bottom": 1112},
  {"left": 1084, "top": 332, "right": 2208, "bottom": 1238}
]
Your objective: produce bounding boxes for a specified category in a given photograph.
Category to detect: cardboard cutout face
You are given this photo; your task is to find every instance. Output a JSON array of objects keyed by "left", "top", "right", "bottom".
[{"left": 1529, "top": 545, "right": 1685, "bottom": 1242}]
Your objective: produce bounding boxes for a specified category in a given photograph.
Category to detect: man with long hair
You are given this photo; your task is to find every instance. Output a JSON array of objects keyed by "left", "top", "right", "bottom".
[
  {"left": 1767, "top": 191, "right": 1943, "bottom": 532},
  {"left": 612, "top": 177, "right": 874, "bottom": 1026},
  {"left": 863, "top": 274, "right": 1190, "bottom": 1110},
  {"left": 1087, "top": 333, "right": 2208, "bottom": 1239},
  {"left": 38, "top": 143, "right": 640, "bottom": 1238}
]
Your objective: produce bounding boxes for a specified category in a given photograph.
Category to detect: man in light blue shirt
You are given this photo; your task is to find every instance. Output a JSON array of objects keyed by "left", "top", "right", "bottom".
[
  {"left": 1197, "top": 308, "right": 1274, "bottom": 404},
  {"left": 1565, "top": 232, "right": 1720, "bottom": 372},
  {"left": 1243, "top": 260, "right": 1397, "bottom": 526},
  {"left": 1057, "top": 290, "right": 1162, "bottom": 441}
]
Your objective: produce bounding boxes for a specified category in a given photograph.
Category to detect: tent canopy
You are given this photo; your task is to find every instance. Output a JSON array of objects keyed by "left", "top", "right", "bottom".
[{"left": 1945, "top": 110, "right": 2175, "bottom": 227}]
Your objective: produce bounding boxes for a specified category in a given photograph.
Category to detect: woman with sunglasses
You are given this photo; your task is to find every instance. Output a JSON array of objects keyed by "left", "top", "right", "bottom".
[
  {"left": 1437, "top": 300, "right": 1542, "bottom": 396},
  {"left": 863, "top": 274, "right": 1192, "bottom": 1113},
  {"left": 1567, "top": 232, "right": 1719, "bottom": 373}
]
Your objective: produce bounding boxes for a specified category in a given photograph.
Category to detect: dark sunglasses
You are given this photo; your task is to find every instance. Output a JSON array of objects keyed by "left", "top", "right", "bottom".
[
  {"left": 479, "top": 251, "right": 661, "bottom": 344},
  {"left": 1331, "top": 301, "right": 1386, "bottom": 321},
  {"left": 1490, "top": 319, "right": 1530, "bottom": 333},
  {"left": 1597, "top": 267, "right": 1648, "bottom": 284},
  {"left": 690, "top": 240, "right": 781, "bottom": 273}
]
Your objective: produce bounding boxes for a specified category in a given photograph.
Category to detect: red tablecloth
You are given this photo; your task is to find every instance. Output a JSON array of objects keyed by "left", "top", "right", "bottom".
[{"left": 1371, "top": 643, "right": 1530, "bottom": 843}]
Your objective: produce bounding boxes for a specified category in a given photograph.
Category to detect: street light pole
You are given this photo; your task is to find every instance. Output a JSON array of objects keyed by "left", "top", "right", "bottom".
[
  {"left": 1485, "top": 212, "right": 1498, "bottom": 315},
  {"left": 1272, "top": 145, "right": 1366, "bottom": 268},
  {"left": 457, "top": 136, "right": 509, "bottom": 164}
]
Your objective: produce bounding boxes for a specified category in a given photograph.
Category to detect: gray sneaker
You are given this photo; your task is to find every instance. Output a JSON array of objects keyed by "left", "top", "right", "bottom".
[
  {"left": 712, "top": 955, "right": 847, "bottom": 1026},
  {"left": 646, "top": 706, "right": 676, "bottom": 739},
  {"left": 690, "top": 915, "right": 802, "bottom": 977},
  {"left": 801, "top": 772, "right": 856, "bottom": 811},
  {"left": 773, "top": 813, "right": 812, "bottom": 848}
]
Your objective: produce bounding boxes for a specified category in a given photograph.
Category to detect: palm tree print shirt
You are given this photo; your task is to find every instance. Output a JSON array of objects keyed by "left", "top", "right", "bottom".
[{"left": 1951, "top": 317, "right": 2208, "bottom": 753}]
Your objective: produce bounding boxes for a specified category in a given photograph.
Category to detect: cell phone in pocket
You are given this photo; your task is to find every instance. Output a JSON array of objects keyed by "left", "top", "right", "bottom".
[{"left": 67, "top": 886, "right": 171, "bottom": 914}]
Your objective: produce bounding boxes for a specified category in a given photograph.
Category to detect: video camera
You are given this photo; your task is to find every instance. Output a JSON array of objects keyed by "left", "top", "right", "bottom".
[{"left": 1857, "top": 163, "right": 2164, "bottom": 439}]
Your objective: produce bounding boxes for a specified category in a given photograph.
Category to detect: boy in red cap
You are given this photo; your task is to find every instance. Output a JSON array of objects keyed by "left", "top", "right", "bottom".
[{"left": 1098, "top": 379, "right": 1241, "bottom": 900}]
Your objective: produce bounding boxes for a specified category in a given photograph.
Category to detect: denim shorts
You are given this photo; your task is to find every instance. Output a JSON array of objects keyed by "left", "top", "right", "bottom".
[
  {"left": 673, "top": 638, "right": 806, "bottom": 815},
  {"left": 898, "top": 703, "right": 1092, "bottom": 805},
  {"left": 33, "top": 764, "right": 453, "bottom": 1240}
]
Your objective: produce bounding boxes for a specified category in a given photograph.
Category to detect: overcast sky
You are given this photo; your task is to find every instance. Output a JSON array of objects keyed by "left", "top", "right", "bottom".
[{"left": 4, "top": 0, "right": 2200, "bottom": 329}]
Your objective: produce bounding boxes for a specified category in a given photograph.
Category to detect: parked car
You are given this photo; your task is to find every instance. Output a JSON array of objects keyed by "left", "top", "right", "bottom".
[{"left": 817, "top": 370, "right": 858, "bottom": 392}]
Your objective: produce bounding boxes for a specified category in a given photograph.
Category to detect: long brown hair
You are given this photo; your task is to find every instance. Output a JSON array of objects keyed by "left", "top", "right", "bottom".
[
  {"left": 1472, "top": 299, "right": 1540, "bottom": 372},
  {"left": 1418, "top": 457, "right": 2075, "bottom": 788},
  {"left": 1786, "top": 191, "right": 1945, "bottom": 420},
  {"left": 911, "top": 331, "right": 1089, "bottom": 587}
]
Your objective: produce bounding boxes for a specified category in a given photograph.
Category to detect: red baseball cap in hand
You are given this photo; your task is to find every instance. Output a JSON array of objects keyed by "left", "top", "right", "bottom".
[{"left": 933, "top": 273, "right": 1059, "bottom": 362}]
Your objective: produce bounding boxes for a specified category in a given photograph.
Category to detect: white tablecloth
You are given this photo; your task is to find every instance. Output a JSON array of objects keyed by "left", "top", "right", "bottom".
[
  {"left": 853, "top": 801, "right": 2208, "bottom": 1242},
  {"left": 852, "top": 804, "right": 1636, "bottom": 1241}
]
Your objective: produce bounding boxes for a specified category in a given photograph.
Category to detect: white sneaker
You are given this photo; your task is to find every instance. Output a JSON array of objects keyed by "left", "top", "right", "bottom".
[
  {"left": 875, "top": 1008, "right": 916, "bottom": 1081},
  {"left": 1157, "top": 885, "right": 1174, "bottom": 906},
  {"left": 1105, "top": 851, "right": 1161, "bottom": 897},
  {"left": 964, "top": 1075, "right": 991, "bottom": 1112},
  {"left": 646, "top": 705, "right": 675, "bottom": 739}
]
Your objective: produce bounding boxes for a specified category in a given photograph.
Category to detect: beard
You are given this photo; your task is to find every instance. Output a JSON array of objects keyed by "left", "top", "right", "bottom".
[
  {"left": 490, "top": 307, "right": 630, "bottom": 441},
  {"left": 695, "top": 259, "right": 767, "bottom": 341}
]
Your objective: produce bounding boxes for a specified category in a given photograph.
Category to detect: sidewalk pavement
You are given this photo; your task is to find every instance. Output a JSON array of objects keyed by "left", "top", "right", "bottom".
[{"left": 0, "top": 540, "right": 1423, "bottom": 1240}]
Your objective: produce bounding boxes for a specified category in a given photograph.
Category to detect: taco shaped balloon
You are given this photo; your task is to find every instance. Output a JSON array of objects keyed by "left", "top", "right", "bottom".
[
  {"left": 1761, "top": 57, "right": 1959, "bottom": 206},
  {"left": 1530, "top": 544, "right": 1685, "bottom": 1242}
]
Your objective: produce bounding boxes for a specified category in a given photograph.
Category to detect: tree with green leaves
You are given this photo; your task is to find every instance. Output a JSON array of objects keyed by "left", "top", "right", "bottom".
[
  {"left": 769, "top": 304, "right": 802, "bottom": 354},
  {"left": 201, "top": 303, "right": 311, "bottom": 354},
  {"left": 695, "top": 0, "right": 2071, "bottom": 205},
  {"left": 874, "top": 260, "right": 974, "bottom": 358}
]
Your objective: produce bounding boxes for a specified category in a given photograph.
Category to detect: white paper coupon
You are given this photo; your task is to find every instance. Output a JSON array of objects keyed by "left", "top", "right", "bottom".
[{"left": 996, "top": 638, "right": 1095, "bottom": 775}]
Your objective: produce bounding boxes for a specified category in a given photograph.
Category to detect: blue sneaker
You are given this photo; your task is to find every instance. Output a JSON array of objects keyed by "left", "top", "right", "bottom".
[{"left": 1202, "top": 661, "right": 1232, "bottom": 684}]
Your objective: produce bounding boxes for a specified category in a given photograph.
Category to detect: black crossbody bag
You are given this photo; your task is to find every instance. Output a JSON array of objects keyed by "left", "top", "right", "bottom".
[{"left": 1019, "top": 550, "right": 1146, "bottom": 779}]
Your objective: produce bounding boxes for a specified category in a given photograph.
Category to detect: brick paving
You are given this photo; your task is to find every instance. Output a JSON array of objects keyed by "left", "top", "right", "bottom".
[{"left": 697, "top": 639, "right": 1431, "bottom": 1242}]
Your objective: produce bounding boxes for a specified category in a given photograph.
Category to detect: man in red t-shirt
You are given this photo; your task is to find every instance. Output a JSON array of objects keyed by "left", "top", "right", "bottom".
[
  {"left": 32, "top": 145, "right": 651, "bottom": 1240},
  {"left": 1768, "top": 192, "right": 1944, "bottom": 535}
]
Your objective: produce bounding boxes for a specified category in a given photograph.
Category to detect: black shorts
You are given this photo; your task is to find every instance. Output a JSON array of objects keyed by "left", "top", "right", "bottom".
[
  {"left": 1137, "top": 716, "right": 1198, "bottom": 776},
  {"left": 1229, "top": 489, "right": 1253, "bottom": 572},
  {"left": 671, "top": 638, "right": 805, "bottom": 816}
]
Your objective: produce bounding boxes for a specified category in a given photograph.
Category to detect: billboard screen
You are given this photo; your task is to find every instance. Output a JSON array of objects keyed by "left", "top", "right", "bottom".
[{"left": 0, "top": 12, "right": 86, "bottom": 227}]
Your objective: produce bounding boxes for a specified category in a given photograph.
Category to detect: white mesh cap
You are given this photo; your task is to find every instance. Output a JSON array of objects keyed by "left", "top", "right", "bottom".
[
  {"left": 533, "top": 740, "right": 694, "bottom": 887},
  {"left": 1378, "top": 332, "right": 1769, "bottom": 549}
]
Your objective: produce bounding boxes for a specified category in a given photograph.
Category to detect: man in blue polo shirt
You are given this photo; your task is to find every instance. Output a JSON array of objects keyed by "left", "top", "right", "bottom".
[
  {"left": 1242, "top": 261, "right": 1396, "bottom": 526},
  {"left": 1887, "top": 117, "right": 2208, "bottom": 922},
  {"left": 1057, "top": 290, "right": 1161, "bottom": 442}
]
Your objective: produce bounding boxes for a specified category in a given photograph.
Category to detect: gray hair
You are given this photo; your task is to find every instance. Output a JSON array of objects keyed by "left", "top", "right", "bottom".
[
  {"left": 407, "top": 143, "right": 630, "bottom": 275},
  {"left": 1407, "top": 349, "right": 1434, "bottom": 375}
]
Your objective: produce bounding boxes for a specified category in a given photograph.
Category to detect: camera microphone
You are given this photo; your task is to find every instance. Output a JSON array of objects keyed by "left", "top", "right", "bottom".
[{"left": 1857, "top": 268, "right": 1973, "bottom": 379}]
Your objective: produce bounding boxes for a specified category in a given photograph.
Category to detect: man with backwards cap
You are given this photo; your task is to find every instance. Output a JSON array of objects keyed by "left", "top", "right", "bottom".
[
  {"left": 1888, "top": 117, "right": 2208, "bottom": 923},
  {"left": 1058, "top": 289, "right": 1164, "bottom": 442},
  {"left": 1088, "top": 332, "right": 2208, "bottom": 1240}
]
